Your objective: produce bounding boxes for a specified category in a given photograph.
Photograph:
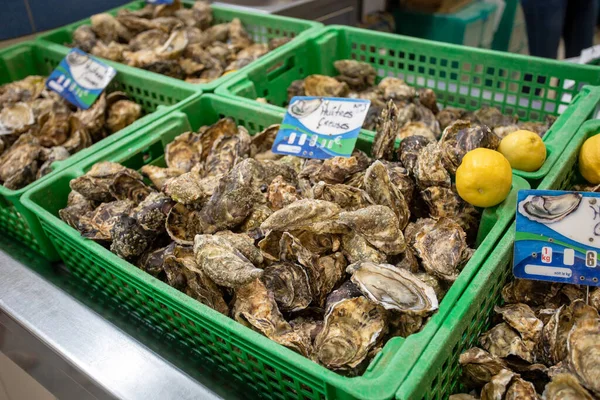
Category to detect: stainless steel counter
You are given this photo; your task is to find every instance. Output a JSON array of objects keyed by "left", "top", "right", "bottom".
[{"left": 0, "top": 238, "right": 247, "bottom": 400}]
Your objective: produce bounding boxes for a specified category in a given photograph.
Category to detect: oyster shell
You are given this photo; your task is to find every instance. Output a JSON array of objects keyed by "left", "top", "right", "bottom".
[
  {"left": 495, "top": 303, "right": 543, "bottom": 345},
  {"left": 37, "top": 146, "right": 70, "bottom": 179},
  {"left": 0, "top": 102, "right": 34, "bottom": 135},
  {"left": 518, "top": 193, "right": 582, "bottom": 224},
  {"left": 316, "top": 153, "right": 370, "bottom": 184},
  {"left": 363, "top": 160, "right": 410, "bottom": 229},
  {"left": 372, "top": 101, "right": 414, "bottom": 160},
  {"left": 110, "top": 215, "right": 154, "bottom": 259},
  {"left": 397, "top": 121, "right": 437, "bottom": 142},
  {"left": 304, "top": 75, "right": 349, "bottom": 97},
  {"left": 164, "top": 131, "right": 203, "bottom": 172},
  {"left": 378, "top": 77, "right": 416, "bottom": 101},
  {"left": 333, "top": 60, "right": 376, "bottom": 91},
  {"left": 59, "top": 191, "right": 97, "bottom": 230},
  {"left": 413, "top": 217, "right": 470, "bottom": 282},
  {"left": 194, "top": 234, "right": 263, "bottom": 288},
  {"left": 314, "top": 297, "right": 386, "bottom": 371},
  {"left": 480, "top": 322, "right": 533, "bottom": 363},
  {"left": 397, "top": 135, "right": 432, "bottom": 177},
  {"left": 566, "top": 315, "right": 600, "bottom": 395},
  {"left": 312, "top": 182, "right": 371, "bottom": 211},
  {"left": 480, "top": 369, "right": 516, "bottom": 400},
  {"left": 459, "top": 347, "right": 508, "bottom": 388},
  {"left": 165, "top": 203, "right": 203, "bottom": 245},
  {"left": 543, "top": 373, "right": 594, "bottom": 400},
  {"left": 439, "top": 120, "right": 501, "bottom": 174},
  {"left": 266, "top": 175, "right": 300, "bottom": 210},
  {"left": 338, "top": 205, "right": 406, "bottom": 255},
  {"left": 106, "top": 99, "right": 142, "bottom": 133},
  {"left": 261, "top": 199, "right": 341, "bottom": 232},
  {"left": 414, "top": 142, "right": 451, "bottom": 189},
  {"left": 261, "top": 262, "right": 312, "bottom": 312},
  {"left": 76, "top": 200, "right": 134, "bottom": 242},
  {"left": 341, "top": 231, "right": 386, "bottom": 264},
  {"left": 141, "top": 165, "right": 183, "bottom": 190},
  {"left": 347, "top": 261, "right": 438, "bottom": 314}
]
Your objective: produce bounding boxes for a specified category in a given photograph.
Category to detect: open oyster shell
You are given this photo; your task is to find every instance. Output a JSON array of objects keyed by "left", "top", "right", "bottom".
[{"left": 347, "top": 261, "right": 438, "bottom": 314}]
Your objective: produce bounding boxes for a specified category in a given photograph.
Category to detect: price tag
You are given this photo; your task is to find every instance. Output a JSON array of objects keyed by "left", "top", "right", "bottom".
[
  {"left": 514, "top": 189, "right": 600, "bottom": 286},
  {"left": 272, "top": 97, "right": 370, "bottom": 159},
  {"left": 146, "top": 0, "right": 174, "bottom": 4},
  {"left": 46, "top": 48, "right": 116, "bottom": 110}
]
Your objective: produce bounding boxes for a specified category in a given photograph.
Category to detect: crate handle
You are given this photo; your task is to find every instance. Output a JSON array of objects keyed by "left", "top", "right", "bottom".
[{"left": 266, "top": 55, "right": 295, "bottom": 82}]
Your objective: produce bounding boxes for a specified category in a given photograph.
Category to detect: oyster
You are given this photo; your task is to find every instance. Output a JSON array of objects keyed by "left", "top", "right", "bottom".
[
  {"left": 109, "top": 169, "right": 154, "bottom": 204},
  {"left": 372, "top": 101, "right": 414, "bottom": 160},
  {"left": 363, "top": 160, "right": 410, "bottom": 229},
  {"left": 439, "top": 120, "right": 501, "bottom": 174},
  {"left": 165, "top": 202, "right": 203, "bottom": 244},
  {"left": 261, "top": 262, "right": 312, "bottom": 313},
  {"left": 417, "top": 88, "right": 439, "bottom": 114},
  {"left": 480, "top": 322, "right": 533, "bottom": 363},
  {"left": 333, "top": 60, "right": 376, "bottom": 91},
  {"left": 341, "top": 231, "right": 386, "bottom": 264},
  {"left": 214, "top": 230, "right": 263, "bottom": 265},
  {"left": 480, "top": 369, "right": 516, "bottom": 400},
  {"left": 314, "top": 297, "right": 386, "bottom": 371},
  {"left": 261, "top": 199, "right": 341, "bottom": 232},
  {"left": 37, "top": 146, "right": 70, "bottom": 179},
  {"left": 543, "top": 373, "right": 594, "bottom": 400},
  {"left": 90, "top": 13, "right": 132, "bottom": 44},
  {"left": 304, "top": 75, "right": 349, "bottom": 97},
  {"left": 397, "top": 121, "right": 437, "bottom": 142},
  {"left": 59, "top": 191, "right": 97, "bottom": 230},
  {"left": 164, "top": 131, "right": 203, "bottom": 172},
  {"left": 414, "top": 142, "right": 451, "bottom": 189},
  {"left": 106, "top": 99, "right": 142, "bottom": 133},
  {"left": 566, "top": 315, "right": 600, "bottom": 395},
  {"left": 316, "top": 153, "right": 370, "bottom": 184},
  {"left": 110, "top": 215, "right": 154, "bottom": 259},
  {"left": 162, "top": 171, "right": 212, "bottom": 206},
  {"left": 76, "top": 200, "right": 134, "bottom": 241},
  {"left": 459, "top": 347, "right": 508, "bottom": 388},
  {"left": 495, "top": 303, "right": 543, "bottom": 345},
  {"left": 312, "top": 182, "right": 371, "bottom": 211},
  {"left": 347, "top": 261, "right": 438, "bottom": 314},
  {"left": 266, "top": 175, "right": 300, "bottom": 210},
  {"left": 413, "top": 217, "right": 470, "bottom": 282},
  {"left": 397, "top": 135, "right": 432, "bottom": 177},
  {"left": 194, "top": 234, "right": 263, "bottom": 288},
  {"left": 233, "top": 279, "right": 311, "bottom": 356},
  {"left": 378, "top": 77, "right": 416, "bottom": 101},
  {"left": 338, "top": 206, "right": 406, "bottom": 255},
  {"left": 141, "top": 165, "right": 183, "bottom": 189},
  {"left": 518, "top": 193, "right": 582, "bottom": 224},
  {"left": 0, "top": 102, "right": 35, "bottom": 135}
]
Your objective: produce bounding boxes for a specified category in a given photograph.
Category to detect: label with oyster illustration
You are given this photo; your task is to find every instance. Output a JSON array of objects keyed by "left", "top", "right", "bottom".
[
  {"left": 272, "top": 96, "right": 370, "bottom": 159},
  {"left": 46, "top": 48, "right": 116, "bottom": 110},
  {"left": 514, "top": 189, "right": 600, "bottom": 286}
]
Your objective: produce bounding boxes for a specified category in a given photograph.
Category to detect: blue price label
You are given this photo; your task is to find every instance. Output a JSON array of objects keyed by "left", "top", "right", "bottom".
[
  {"left": 514, "top": 189, "right": 600, "bottom": 286},
  {"left": 46, "top": 48, "right": 116, "bottom": 110},
  {"left": 146, "top": 0, "right": 174, "bottom": 4},
  {"left": 272, "top": 96, "right": 370, "bottom": 159}
]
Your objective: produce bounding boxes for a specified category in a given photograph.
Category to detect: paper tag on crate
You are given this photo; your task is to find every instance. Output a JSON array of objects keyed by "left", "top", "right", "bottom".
[
  {"left": 514, "top": 189, "right": 600, "bottom": 286},
  {"left": 46, "top": 48, "right": 116, "bottom": 110},
  {"left": 272, "top": 97, "right": 370, "bottom": 159}
]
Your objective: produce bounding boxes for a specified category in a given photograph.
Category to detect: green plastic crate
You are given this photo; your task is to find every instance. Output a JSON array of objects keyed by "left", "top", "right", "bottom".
[
  {"left": 23, "top": 93, "right": 528, "bottom": 400},
  {"left": 394, "top": 1, "right": 499, "bottom": 49},
  {"left": 35, "top": 0, "right": 322, "bottom": 93},
  {"left": 0, "top": 41, "right": 197, "bottom": 260},
  {"left": 216, "top": 26, "right": 600, "bottom": 187},
  {"left": 395, "top": 120, "right": 600, "bottom": 400}
]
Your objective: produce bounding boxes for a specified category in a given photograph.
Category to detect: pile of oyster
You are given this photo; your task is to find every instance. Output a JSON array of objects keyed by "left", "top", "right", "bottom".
[
  {"left": 452, "top": 279, "right": 600, "bottom": 399},
  {"left": 285, "top": 59, "right": 556, "bottom": 137},
  {"left": 59, "top": 112, "right": 490, "bottom": 374},
  {"left": 0, "top": 75, "right": 142, "bottom": 190},
  {"left": 72, "top": 0, "right": 291, "bottom": 83}
]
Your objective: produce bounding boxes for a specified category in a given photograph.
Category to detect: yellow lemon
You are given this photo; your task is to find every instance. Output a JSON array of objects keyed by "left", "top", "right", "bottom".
[
  {"left": 456, "top": 148, "right": 512, "bottom": 208},
  {"left": 579, "top": 134, "right": 600, "bottom": 184},
  {"left": 497, "top": 130, "right": 546, "bottom": 172}
]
